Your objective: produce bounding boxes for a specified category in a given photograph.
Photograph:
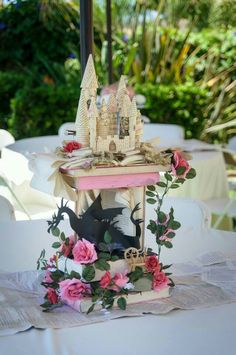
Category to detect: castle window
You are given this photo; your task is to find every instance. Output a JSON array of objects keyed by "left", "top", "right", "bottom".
[{"left": 109, "top": 140, "right": 116, "bottom": 152}]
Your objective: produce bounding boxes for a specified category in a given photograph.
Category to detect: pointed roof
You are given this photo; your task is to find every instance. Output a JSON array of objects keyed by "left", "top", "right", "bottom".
[
  {"left": 116, "top": 75, "right": 127, "bottom": 106},
  {"left": 88, "top": 97, "right": 99, "bottom": 118},
  {"left": 108, "top": 93, "right": 117, "bottom": 113},
  {"left": 129, "top": 96, "right": 138, "bottom": 118},
  {"left": 120, "top": 94, "right": 131, "bottom": 117},
  {"left": 80, "top": 54, "right": 98, "bottom": 90}
]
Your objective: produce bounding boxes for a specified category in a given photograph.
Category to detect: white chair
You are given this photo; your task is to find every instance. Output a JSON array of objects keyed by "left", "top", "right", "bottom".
[
  {"left": 203, "top": 198, "right": 236, "bottom": 229},
  {"left": 0, "top": 129, "right": 15, "bottom": 151},
  {"left": 0, "top": 149, "right": 58, "bottom": 220},
  {"left": 0, "top": 195, "right": 16, "bottom": 221},
  {"left": 145, "top": 196, "right": 212, "bottom": 264},
  {"left": 142, "top": 123, "right": 184, "bottom": 146},
  {"left": 58, "top": 122, "right": 76, "bottom": 141},
  {"left": 5, "top": 135, "right": 61, "bottom": 156}
]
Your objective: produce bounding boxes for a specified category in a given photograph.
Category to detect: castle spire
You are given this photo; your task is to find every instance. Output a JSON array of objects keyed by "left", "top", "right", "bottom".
[
  {"left": 116, "top": 75, "right": 127, "bottom": 109},
  {"left": 80, "top": 54, "right": 98, "bottom": 99},
  {"left": 75, "top": 91, "right": 90, "bottom": 146}
]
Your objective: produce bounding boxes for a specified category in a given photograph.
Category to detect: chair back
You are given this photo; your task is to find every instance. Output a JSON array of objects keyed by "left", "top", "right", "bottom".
[
  {"left": 58, "top": 122, "right": 76, "bottom": 141},
  {"left": 143, "top": 123, "right": 184, "bottom": 146},
  {"left": 0, "top": 129, "right": 15, "bottom": 151},
  {"left": 0, "top": 195, "right": 15, "bottom": 221}
]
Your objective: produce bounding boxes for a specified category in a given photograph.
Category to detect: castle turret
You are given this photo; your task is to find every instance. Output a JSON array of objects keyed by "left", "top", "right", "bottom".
[
  {"left": 75, "top": 91, "right": 89, "bottom": 146},
  {"left": 119, "top": 94, "right": 131, "bottom": 138},
  {"left": 108, "top": 94, "right": 118, "bottom": 135},
  {"left": 75, "top": 55, "right": 98, "bottom": 146},
  {"left": 80, "top": 54, "right": 98, "bottom": 100},
  {"left": 129, "top": 97, "right": 138, "bottom": 148},
  {"left": 98, "top": 99, "right": 109, "bottom": 139}
]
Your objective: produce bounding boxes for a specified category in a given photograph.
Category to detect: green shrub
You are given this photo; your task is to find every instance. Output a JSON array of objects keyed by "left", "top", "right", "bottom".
[
  {"left": 9, "top": 82, "right": 80, "bottom": 139},
  {"left": 136, "top": 82, "right": 210, "bottom": 139},
  {"left": 0, "top": 71, "right": 26, "bottom": 128}
]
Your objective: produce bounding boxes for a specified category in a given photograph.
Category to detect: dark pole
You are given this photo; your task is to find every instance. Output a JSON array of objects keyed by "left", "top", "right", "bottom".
[
  {"left": 106, "top": 0, "right": 113, "bottom": 84},
  {"left": 80, "top": 0, "right": 93, "bottom": 77}
]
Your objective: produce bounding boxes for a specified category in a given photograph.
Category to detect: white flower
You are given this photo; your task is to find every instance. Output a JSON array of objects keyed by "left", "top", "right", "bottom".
[{"left": 124, "top": 282, "right": 135, "bottom": 290}]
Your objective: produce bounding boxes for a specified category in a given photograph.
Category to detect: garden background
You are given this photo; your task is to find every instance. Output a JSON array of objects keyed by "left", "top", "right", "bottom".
[{"left": 0, "top": 0, "right": 235, "bottom": 143}]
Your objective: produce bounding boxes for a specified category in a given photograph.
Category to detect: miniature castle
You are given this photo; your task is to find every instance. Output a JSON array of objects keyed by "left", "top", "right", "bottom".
[{"left": 75, "top": 55, "right": 143, "bottom": 154}]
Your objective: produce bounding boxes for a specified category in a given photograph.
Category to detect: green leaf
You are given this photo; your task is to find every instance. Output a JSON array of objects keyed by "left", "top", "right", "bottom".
[
  {"left": 95, "top": 259, "right": 110, "bottom": 271},
  {"left": 158, "top": 211, "right": 167, "bottom": 223},
  {"left": 98, "top": 242, "right": 108, "bottom": 252},
  {"left": 146, "top": 191, "right": 155, "bottom": 197},
  {"left": 110, "top": 255, "right": 119, "bottom": 262},
  {"left": 129, "top": 266, "right": 143, "bottom": 282},
  {"left": 166, "top": 232, "right": 175, "bottom": 239},
  {"left": 157, "top": 181, "right": 167, "bottom": 188},
  {"left": 98, "top": 252, "right": 111, "bottom": 260},
  {"left": 147, "top": 185, "right": 155, "bottom": 191},
  {"left": 168, "top": 278, "right": 175, "bottom": 287},
  {"left": 87, "top": 303, "right": 95, "bottom": 314},
  {"left": 176, "top": 166, "right": 187, "bottom": 175},
  {"left": 104, "top": 231, "right": 112, "bottom": 244},
  {"left": 70, "top": 271, "right": 81, "bottom": 279},
  {"left": 186, "top": 168, "right": 197, "bottom": 179},
  {"left": 82, "top": 265, "right": 95, "bottom": 281},
  {"left": 175, "top": 178, "right": 185, "bottom": 184},
  {"left": 52, "top": 241, "right": 61, "bottom": 249},
  {"left": 117, "top": 297, "right": 127, "bottom": 310},
  {"left": 164, "top": 241, "right": 173, "bottom": 248},
  {"left": 170, "top": 183, "right": 179, "bottom": 189},
  {"left": 147, "top": 220, "right": 157, "bottom": 234},
  {"left": 170, "top": 221, "right": 181, "bottom": 230},
  {"left": 60, "top": 232, "right": 66, "bottom": 241},
  {"left": 51, "top": 227, "right": 60, "bottom": 237},
  {"left": 162, "top": 264, "right": 172, "bottom": 270},
  {"left": 164, "top": 172, "right": 172, "bottom": 181},
  {"left": 146, "top": 198, "right": 156, "bottom": 204}
]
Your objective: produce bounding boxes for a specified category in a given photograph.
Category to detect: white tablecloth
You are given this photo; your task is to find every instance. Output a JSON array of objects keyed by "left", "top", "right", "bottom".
[
  {"left": 0, "top": 302, "right": 235, "bottom": 355},
  {"left": 0, "top": 219, "right": 236, "bottom": 354}
]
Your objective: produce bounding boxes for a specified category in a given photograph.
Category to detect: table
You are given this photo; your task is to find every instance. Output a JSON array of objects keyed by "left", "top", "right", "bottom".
[
  {"left": 0, "top": 303, "right": 236, "bottom": 355},
  {"left": 0, "top": 219, "right": 236, "bottom": 354},
  {"left": 5, "top": 135, "right": 62, "bottom": 156},
  {"left": 168, "top": 144, "right": 229, "bottom": 200}
]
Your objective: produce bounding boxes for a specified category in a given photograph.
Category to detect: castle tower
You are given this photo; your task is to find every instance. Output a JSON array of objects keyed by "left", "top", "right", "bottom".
[
  {"left": 129, "top": 97, "right": 138, "bottom": 148},
  {"left": 80, "top": 54, "right": 98, "bottom": 100},
  {"left": 98, "top": 99, "right": 109, "bottom": 139},
  {"left": 135, "top": 109, "right": 143, "bottom": 147},
  {"left": 89, "top": 97, "right": 99, "bottom": 152},
  {"left": 119, "top": 94, "right": 131, "bottom": 138},
  {"left": 116, "top": 75, "right": 127, "bottom": 110},
  {"left": 75, "top": 55, "right": 98, "bottom": 146},
  {"left": 108, "top": 94, "right": 118, "bottom": 136},
  {"left": 75, "top": 91, "right": 90, "bottom": 146}
]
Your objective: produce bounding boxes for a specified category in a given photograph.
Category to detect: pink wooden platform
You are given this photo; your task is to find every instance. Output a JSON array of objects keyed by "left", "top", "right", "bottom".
[{"left": 74, "top": 172, "right": 160, "bottom": 190}]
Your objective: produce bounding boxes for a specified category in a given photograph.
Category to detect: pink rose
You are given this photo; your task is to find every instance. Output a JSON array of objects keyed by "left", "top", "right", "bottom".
[
  {"left": 100, "top": 271, "right": 112, "bottom": 289},
  {"left": 44, "top": 271, "right": 53, "bottom": 283},
  {"left": 47, "top": 288, "right": 58, "bottom": 304},
  {"left": 152, "top": 271, "right": 169, "bottom": 292},
  {"left": 172, "top": 151, "right": 191, "bottom": 178},
  {"left": 63, "top": 141, "right": 82, "bottom": 153},
  {"left": 159, "top": 228, "right": 174, "bottom": 242},
  {"left": 61, "top": 234, "right": 76, "bottom": 257},
  {"left": 72, "top": 238, "right": 98, "bottom": 264},
  {"left": 59, "top": 278, "right": 91, "bottom": 302},
  {"left": 145, "top": 255, "right": 160, "bottom": 273},
  {"left": 110, "top": 271, "right": 129, "bottom": 291}
]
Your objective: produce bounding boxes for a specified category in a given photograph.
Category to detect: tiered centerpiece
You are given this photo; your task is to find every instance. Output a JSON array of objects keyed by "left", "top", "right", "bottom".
[{"left": 37, "top": 55, "right": 196, "bottom": 313}]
